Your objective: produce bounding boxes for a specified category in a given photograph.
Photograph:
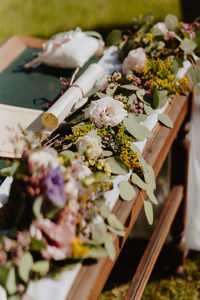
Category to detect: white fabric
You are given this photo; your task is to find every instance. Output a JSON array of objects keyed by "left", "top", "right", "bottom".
[
  {"left": 41, "top": 32, "right": 100, "bottom": 69},
  {"left": 185, "top": 93, "right": 200, "bottom": 251}
]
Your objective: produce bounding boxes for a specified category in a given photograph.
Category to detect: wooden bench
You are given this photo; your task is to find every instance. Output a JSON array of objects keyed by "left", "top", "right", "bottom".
[{"left": 0, "top": 36, "right": 192, "bottom": 300}]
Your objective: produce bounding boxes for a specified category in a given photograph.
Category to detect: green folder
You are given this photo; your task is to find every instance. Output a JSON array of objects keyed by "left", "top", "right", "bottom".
[{"left": 0, "top": 47, "right": 100, "bottom": 178}]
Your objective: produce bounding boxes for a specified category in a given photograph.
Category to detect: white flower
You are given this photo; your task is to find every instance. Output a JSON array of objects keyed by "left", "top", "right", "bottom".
[
  {"left": 76, "top": 135, "right": 102, "bottom": 160},
  {"left": 85, "top": 97, "right": 127, "bottom": 127},
  {"left": 71, "top": 159, "right": 92, "bottom": 180},
  {"left": 153, "top": 22, "right": 175, "bottom": 39},
  {"left": 28, "top": 148, "right": 58, "bottom": 171},
  {"left": 0, "top": 285, "right": 7, "bottom": 300},
  {"left": 122, "top": 47, "right": 147, "bottom": 74},
  {"left": 64, "top": 177, "right": 79, "bottom": 200}
]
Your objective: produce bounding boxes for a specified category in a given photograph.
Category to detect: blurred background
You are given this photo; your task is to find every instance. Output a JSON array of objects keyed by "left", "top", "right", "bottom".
[{"left": 0, "top": 0, "right": 198, "bottom": 44}]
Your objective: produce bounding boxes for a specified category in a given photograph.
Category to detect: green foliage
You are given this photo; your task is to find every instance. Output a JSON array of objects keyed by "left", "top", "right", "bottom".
[{"left": 0, "top": 0, "right": 181, "bottom": 44}]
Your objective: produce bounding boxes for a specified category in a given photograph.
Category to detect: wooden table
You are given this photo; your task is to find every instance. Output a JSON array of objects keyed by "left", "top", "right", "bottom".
[{"left": 0, "top": 36, "right": 192, "bottom": 300}]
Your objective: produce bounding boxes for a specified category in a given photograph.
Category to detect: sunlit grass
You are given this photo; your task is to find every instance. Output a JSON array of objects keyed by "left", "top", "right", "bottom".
[{"left": 0, "top": 0, "right": 181, "bottom": 43}]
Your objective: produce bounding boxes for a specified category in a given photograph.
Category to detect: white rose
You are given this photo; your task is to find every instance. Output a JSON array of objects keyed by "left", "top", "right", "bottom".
[
  {"left": 122, "top": 47, "right": 147, "bottom": 74},
  {"left": 28, "top": 148, "right": 58, "bottom": 171},
  {"left": 153, "top": 22, "right": 175, "bottom": 39},
  {"left": 76, "top": 135, "right": 102, "bottom": 160},
  {"left": 85, "top": 97, "right": 127, "bottom": 127}
]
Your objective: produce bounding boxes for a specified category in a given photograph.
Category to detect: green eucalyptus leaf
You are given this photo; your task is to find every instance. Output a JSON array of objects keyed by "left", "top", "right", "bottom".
[
  {"left": 151, "top": 27, "right": 163, "bottom": 36},
  {"left": 102, "top": 150, "right": 113, "bottom": 157},
  {"left": 119, "top": 181, "right": 136, "bottom": 201},
  {"left": 85, "top": 87, "right": 99, "bottom": 98},
  {"left": 144, "top": 201, "right": 154, "bottom": 225},
  {"left": 105, "top": 239, "right": 116, "bottom": 261},
  {"left": 146, "top": 189, "right": 158, "bottom": 205},
  {"left": 18, "top": 252, "right": 33, "bottom": 283},
  {"left": 188, "top": 66, "right": 200, "bottom": 85},
  {"left": 107, "top": 157, "right": 129, "bottom": 175},
  {"left": 60, "top": 150, "right": 75, "bottom": 160},
  {"left": 194, "top": 84, "right": 200, "bottom": 96},
  {"left": 121, "top": 84, "right": 139, "bottom": 91},
  {"left": 6, "top": 267, "right": 17, "bottom": 295},
  {"left": 144, "top": 164, "right": 156, "bottom": 191},
  {"left": 158, "top": 113, "right": 173, "bottom": 128},
  {"left": 0, "top": 266, "right": 9, "bottom": 286},
  {"left": 96, "top": 92, "right": 107, "bottom": 99},
  {"left": 123, "top": 115, "right": 153, "bottom": 141},
  {"left": 107, "top": 214, "right": 124, "bottom": 231},
  {"left": 0, "top": 161, "right": 19, "bottom": 177},
  {"left": 135, "top": 114, "right": 147, "bottom": 122},
  {"left": 172, "top": 59, "right": 180, "bottom": 75},
  {"left": 165, "top": 14, "right": 178, "bottom": 30},
  {"left": 158, "top": 90, "right": 168, "bottom": 108},
  {"left": 130, "top": 143, "right": 142, "bottom": 156},
  {"left": 106, "top": 83, "right": 118, "bottom": 96},
  {"left": 92, "top": 222, "right": 107, "bottom": 244},
  {"left": 87, "top": 129, "right": 101, "bottom": 142},
  {"left": 131, "top": 173, "right": 146, "bottom": 190},
  {"left": 86, "top": 246, "right": 107, "bottom": 258},
  {"left": 144, "top": 103, "right": 154, "bottom": 115},
  {"left": 106, "top": 30, "right": 122, "bottom": 46},
  {"left": 107, "top": 225, "right": 125, "bottom": 237},
  {"left": 136, "top": 89, "right": 145, "bottom": 101},
  {"left": 8, "top": 295, "right": 21, "bottom": 300},
  {"left": 180, "top": 38, "right": 197, "bottom": 54},
  {"left": 32, "top": 261, "right": 49, "bottom": 276},
  {"left": 152, "top": 86, "right": 159, "bottom": 109},
  {"left": 30, "top": 237, "right": 46, "bottom": 251},
  {"left": 99, "top": 204, "right": 110, "bottom": 218},
  {"left": 33, "top": 196, "right": 43, "bottom": 219}
]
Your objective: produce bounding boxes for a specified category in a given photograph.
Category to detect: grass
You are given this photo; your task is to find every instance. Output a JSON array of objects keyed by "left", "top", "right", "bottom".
[
  {"left": 99, "top": 250, "right": 200, "bottom": 300},
  {"left": 0, "top": 0, "right": 181, "bottom": 43}
]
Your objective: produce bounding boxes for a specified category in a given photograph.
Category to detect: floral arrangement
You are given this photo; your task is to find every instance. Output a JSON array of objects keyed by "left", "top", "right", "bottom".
[
  {"left": 107, "top": 14, "right": 200, "bottom": 94},
  {"left": 1, "top": 13, "right": 200, "bottom": 299},
  {"left": 0, "top": 133, "right": 125, "bottom": 298}
]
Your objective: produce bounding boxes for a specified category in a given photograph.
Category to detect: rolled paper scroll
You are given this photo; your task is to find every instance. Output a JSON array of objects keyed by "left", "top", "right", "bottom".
[{"left": 41, "top": 63, "right": 104, "bottom": 130}]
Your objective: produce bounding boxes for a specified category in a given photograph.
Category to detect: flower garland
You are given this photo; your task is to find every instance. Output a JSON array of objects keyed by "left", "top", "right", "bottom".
[{"left": 0, "top": 133, "right": 124, "bottom": 298}]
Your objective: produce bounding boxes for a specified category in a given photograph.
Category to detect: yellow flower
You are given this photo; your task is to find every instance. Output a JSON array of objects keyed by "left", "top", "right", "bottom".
[{"left": 72, "top": 237, "right": 90, "bottom": 257}]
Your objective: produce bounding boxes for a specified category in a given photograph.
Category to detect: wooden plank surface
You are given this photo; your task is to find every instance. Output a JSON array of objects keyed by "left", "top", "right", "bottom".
[
  {"left": 0, "top": 35, "right": 44, "bottom": 73},
  {"left": 124, "top": 185, "right": 184, "bottom": 300},
  {"left": 0, "top": 36, "right": 191, "bottom": 300},
  {"left": 67, "top": 93, "right": 190, "bottom": 300}
]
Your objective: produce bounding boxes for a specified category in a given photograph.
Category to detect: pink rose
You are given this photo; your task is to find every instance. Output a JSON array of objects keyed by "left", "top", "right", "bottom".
[
  {"left": 153, "top": 22, "right": 175, "bottom": 39},
  {"left": 122, "top": 48, "right": 147, "bottom": 74},
  {"left": 30, "top": 218, "right": 75, "bottom": 260}
]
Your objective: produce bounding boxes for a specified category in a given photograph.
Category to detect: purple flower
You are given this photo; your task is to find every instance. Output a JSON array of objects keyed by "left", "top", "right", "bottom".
[{"left": 44, "top": 169, "right": 66, "bottom": 206}]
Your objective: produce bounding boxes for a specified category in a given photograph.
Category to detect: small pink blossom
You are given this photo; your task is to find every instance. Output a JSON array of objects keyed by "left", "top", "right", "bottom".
[
  {"left": 153, "top": 22, "right": 175, "bottom": 39},
  {"left": 71, "top": 159, "right": 91, "bottom": 180},
  {"left": 181, "top": 23, "right": 196, "bottom": 39},
  {"left": 30, "top": 218, "right": 75, "bottom": 260},
  {"left": 122, "top": 48, "right": 147, "bottom": 74}
]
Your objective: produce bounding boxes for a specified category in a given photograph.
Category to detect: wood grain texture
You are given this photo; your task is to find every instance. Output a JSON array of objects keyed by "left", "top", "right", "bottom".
[
  {"left": 0, "top": 35, "right": 45, "bottom": 73},
  {"left": 124, "top": 185, "right": 184, "bottom": 300},
  {"left": 67, "top": 93, "right": 191, "bottom": 300}
]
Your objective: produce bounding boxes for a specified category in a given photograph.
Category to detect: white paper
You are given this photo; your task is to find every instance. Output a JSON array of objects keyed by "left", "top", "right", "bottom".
[{"left": 41, "top": 63, "right": 104, "bottom": 130}]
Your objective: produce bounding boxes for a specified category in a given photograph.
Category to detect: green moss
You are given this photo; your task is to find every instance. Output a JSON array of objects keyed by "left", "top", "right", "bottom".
[{"left": 99, "top": 252, "right": 200, "bottom": 300}]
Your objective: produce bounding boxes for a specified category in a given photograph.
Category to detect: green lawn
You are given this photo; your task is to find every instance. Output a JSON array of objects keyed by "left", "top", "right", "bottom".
[{"left": 0, "top": 0, "right": 181, "bottom": 43}]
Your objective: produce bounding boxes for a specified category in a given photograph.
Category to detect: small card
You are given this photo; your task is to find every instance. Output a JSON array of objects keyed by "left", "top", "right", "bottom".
[{"left": 0, "top": 104, "right": 43, "bottom": 158}]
